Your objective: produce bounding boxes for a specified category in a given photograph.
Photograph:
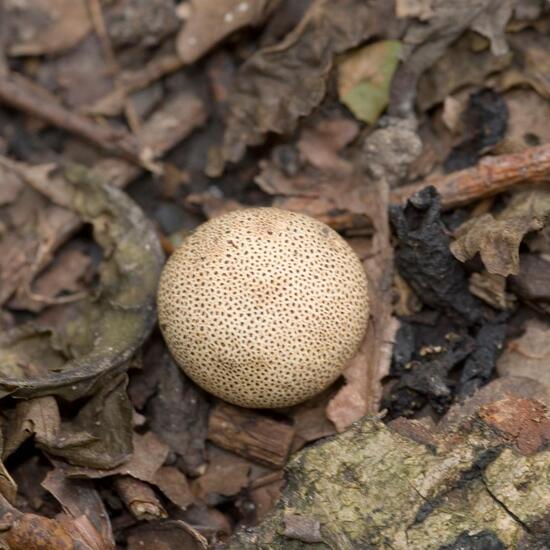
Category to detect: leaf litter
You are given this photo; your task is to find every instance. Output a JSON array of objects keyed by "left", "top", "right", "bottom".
[{"left": 2, "top": 0, "right": 550, "bottom": 547}]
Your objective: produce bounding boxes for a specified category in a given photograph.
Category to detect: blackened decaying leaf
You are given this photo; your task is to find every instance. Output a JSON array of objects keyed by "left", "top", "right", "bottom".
[
  {"left": 387, "top": 315, "right": 508, "bottom": 417},
  {"left": 390, "top": 186, "right": 483, "bottom": 324},
  {"left": 458, "top": 321, "right": 507, "bottom": 397},
  {"left": 146, "top": 352, "right": 209, "bottom": 477},
  {"left": 219, "top": 0, "right": 397, "bottom": 166},
  {"left": 386, "top": 334, "right": 475, "bottom": 417},
  {"left": 444, "top": 88, "right": 509, "bottom": 173},
  {"left": 0, "top": 163, "right": 163, "bottom": 400}
]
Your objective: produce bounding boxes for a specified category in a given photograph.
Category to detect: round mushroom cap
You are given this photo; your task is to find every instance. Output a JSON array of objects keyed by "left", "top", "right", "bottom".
[{"left": 157, "top": 207, "right": 369, "bottom": 408}]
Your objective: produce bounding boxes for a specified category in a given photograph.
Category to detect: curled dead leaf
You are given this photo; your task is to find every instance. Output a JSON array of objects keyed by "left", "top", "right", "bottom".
[
  {"left": 0, "top": 163, "right": 163, "bottom": 401},
  {"left": 450, "top": 187, "right": 550, "bottom": 276}
]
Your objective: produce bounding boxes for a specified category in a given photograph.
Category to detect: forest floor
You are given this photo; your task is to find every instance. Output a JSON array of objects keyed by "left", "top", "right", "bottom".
[{"left": 1, "top": 1, "right": 550, "bottom": 548}]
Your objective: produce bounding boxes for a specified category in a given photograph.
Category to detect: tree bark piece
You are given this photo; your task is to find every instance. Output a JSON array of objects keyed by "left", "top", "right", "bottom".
[
  {"left": 207, "top": 403, "right": 295, "bottom": 468},
  {"left": 228, "top": 398, "right": 550, "bottom": 549}
]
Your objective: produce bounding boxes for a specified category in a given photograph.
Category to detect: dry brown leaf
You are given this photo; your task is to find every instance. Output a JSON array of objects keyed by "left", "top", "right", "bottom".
[
  {"left": 450, "top": 187, "right": 550, "bottom": 276},
  {"left": 126, "top": 520, "right": 207, "bottom": 550},
  {"left": 177, "top": 0, "right": 280, "bottom": 64},
  {"left": 6, "top": 0, "right": 92, "bottom": 56},
  {"left": 1, "top": 512, "right": 75, "bottom": 550},
  {"left": 497, "top": 319, "right": 550, "bottom": 391},
  {"left": 416, "top": 32, "right": 513, "bottom": 111},
  {"left": 191, "top": 446, "right": 251, "bottom": 502},
  {"left": 499, "top": 32, "right": 550, "bottom": 101},
  {"left": 42, "top": 469, "right": 115, "bottom": 549},
  {"left": 391, "top": 0, "right": 514, "bottom": 116},
  {"left": 495, "top": 89, "right": 550, "bottom": 154},
  {"left": 0, "top": 176, "right": 78, "bottom": 308},
  {"left": 468, "top": 271, "right": 515, "bottom": 310},
  {"left": 92, "top": 92, "right": 207, "bottom": 187},
  {"left": 63, "top": 431, "right": 170, "bottom": 482},
  {"left": 154, "top": 466, "right": 194, "bottom": 510},
  {"left": 219, "top": 0, "right": 395, "bottom": 167},
  {"left": 9, "top": 249, "right": 91, "bottom": 313}
]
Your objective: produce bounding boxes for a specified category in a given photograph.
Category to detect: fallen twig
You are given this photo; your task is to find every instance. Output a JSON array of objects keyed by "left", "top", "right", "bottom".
[
  {"left": 87, "top": 0, "right": 142, "bottom": 133},
  {"left": 392, "top": 143, "right": 550, "bottom": 209},
  {"left": 0, "top": 72, "right": 142, "bottom": 164}
]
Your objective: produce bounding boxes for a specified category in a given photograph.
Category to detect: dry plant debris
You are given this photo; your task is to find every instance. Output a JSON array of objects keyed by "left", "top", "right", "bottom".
[{"left": 1, "top": 0, "right": 550, "bottom": 547}]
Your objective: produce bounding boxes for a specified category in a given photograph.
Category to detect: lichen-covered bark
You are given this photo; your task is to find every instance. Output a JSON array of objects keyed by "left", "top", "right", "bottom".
[{"left": 228, "top": 413, "right": 550, "bottom": 549}]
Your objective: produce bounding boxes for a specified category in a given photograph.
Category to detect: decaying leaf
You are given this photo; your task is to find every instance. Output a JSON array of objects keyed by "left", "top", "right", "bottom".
[
  {"left": 0, "top": 168, "right": 79, "bottom": 309},
  {"left": 191, "top": 446, "right": 251, "bottom": 503},
  {"left": 0, "top": 162, "right": 163, "bottom": 400},
  {"left": 177, "top": 0, "right": 280, "bottom": 64},
  {"left": 219, "top": 0, "right": 395, "bottom": 167},
  {"left": 42, "top": 469, "right": 115, "bottom": 549},
  {"left": 62, "top": 431, "right": 170, "bottom": 483},
  {"left": 497, "top": 318, "right": 550, "bottom": 391},
  {"left": 6, "top": 0, "right": 92, "bottom": 56},
  {"left": 337, "top": 40, "right": 402, "bottom": 124},
  {"left": 390, "top": 0, "right": 514, "bottom": 116},
  {"left": 391, "top": 187, "right": 483, "bottom": 323},
  {"left": 450, "top": 187, "right": 550, "bottom": 276},
  {"left": 3, "top": 375, "right": 133, "bottom": 469}
]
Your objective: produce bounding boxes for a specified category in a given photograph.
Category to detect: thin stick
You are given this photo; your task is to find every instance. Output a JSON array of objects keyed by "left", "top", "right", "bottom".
[
  {"left": 391, "top": 143, "right": 550, "bottom": 209},
  {"left": 0, "top": 72, "right": 142, "bottom": 163},
  {"left": 87, "top": 0, "right": 142, "bottom": 133}
]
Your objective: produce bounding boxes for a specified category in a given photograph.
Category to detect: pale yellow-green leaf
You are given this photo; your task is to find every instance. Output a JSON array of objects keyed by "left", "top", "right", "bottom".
[{"left": 338, "top": 40, "right": 402, "bottom": 124}]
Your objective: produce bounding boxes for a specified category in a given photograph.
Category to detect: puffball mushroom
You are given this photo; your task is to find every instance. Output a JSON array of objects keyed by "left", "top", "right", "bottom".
[{"left": 157, "top": 208, "right": 369, "bottom": 408}]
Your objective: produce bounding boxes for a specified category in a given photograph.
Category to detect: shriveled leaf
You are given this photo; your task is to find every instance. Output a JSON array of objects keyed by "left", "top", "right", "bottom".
[
  {"left": 9, "top": 249, "right": 91, "bottom": 313},
  {"left": 337, "top": 40, "right": 402, "bottom": 124},
  {"left": 391, "top": 0, "right": 514, "bottom": 116},
  {"left": 219, "top": 0, "right": 395, "bottom": 167},
  {"left": 450, "top": 187, "right": 550, "bottom": 277},
  {"left": 62, "top": 431, "right": 170, "bottom": 483},
  {"left": 42, "top": 469, "right": 115, "bottom": 549},
  {"left": 0, "top": 162, "right": 163, "bottom": 400},
  {"left": 4, "top": 375, "right": 133, "bottom": 469},
  {"left": 177, "top": 0, "right": 280, "bottom": 64},
  {"left": 0, "top": 168, "right": 79, "bottom": 309}
]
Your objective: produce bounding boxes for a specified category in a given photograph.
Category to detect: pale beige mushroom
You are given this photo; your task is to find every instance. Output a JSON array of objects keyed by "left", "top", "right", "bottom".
[{"left": 157, "top": 207, "right": 369, "bottom": 408}]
